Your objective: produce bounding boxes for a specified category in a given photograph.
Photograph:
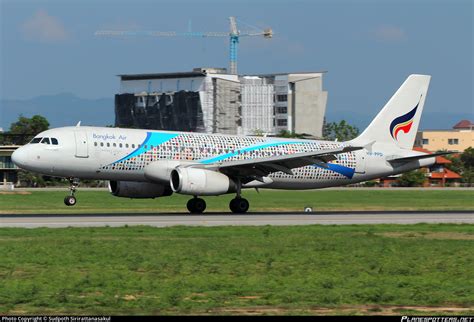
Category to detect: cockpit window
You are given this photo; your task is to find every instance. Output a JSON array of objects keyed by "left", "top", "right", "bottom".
[
  {"left": 51, "top": 138, "right": 58, "bottom": 145},
  {"left": 41, "top": 137, "right": 50, "bottom": 144},
  {"left": 30, "top": 137, "right": 42, "bottom": 144}
]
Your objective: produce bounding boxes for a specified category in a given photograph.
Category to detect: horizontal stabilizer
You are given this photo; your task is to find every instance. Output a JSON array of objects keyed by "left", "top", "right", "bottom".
[{"left": 387, "top": 151, "right": 454, "bottom": 164}]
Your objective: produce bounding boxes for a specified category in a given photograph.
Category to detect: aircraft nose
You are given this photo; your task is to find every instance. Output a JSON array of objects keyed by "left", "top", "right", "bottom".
[{"left": 11, "top": 147, "right": 29, "bottom": 168}]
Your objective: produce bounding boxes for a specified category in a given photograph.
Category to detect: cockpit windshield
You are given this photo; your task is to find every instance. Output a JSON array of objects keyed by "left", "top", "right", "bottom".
[{"left": 29, "top": 137, "right": 59, "bottom": 145}]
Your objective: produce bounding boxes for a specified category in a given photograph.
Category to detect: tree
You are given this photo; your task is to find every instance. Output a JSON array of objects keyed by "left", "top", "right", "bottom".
[
  {"left": 17, "top": 170, "right": 45, "bottom": 187},
  {"left": 460, "top": 147, "right": 474, "bottom": 185},
  {"left": 442, "top": 153, "right": 463, "bottom": 174},
  {"left": 275, "top": 130, "right": 309, "bottom": 139},
  {"left": 323, "top": 120, "right": 360, "bottom": 141},
  {"left": 9, "top": 115, "right": 50, "bottom": 144},
  {"left": 396, "top": 170, "right": 426, "bottom": 187},
  {"left": 439, "top": 147, "right": 474, "bottom": 185},
  {"left": 460, "top": 147, "right": 474, "bottom": 168}
]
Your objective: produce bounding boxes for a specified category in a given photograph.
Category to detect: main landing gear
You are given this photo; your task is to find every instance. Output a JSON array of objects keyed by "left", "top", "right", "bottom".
[
  {"left": 64, "top": 178, "right": 79, "bottom": 206},
  {"left": 185, "top": 196, "right": 250, "bottom": 214},
  {"left": 229, "top": 179, "right": 249, "bottom": 214},
  {"left": 185, "top": 179, "right": 250, "bottom": 214},
  {"left": 187, "top": 197, "right": 206, "bottom": 214},
  {"left": 229, "top": 197, "right": 249, "bottom": 214}
]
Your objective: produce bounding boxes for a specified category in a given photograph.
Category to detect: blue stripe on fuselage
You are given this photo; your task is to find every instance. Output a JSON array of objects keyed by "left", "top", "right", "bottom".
[
  {"left": 110, "top": 132, "right": 179, "bottom": 165},
  {"left": 198, "top": 141, "right": 307, "bottom": 164},
  {"left": 312, "top": 163, "right": 355, "bottom": 179}
]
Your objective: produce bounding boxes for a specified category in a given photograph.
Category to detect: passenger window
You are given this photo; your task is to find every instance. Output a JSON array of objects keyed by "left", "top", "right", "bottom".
[
  {"left": 30, "top": 137, "right": 42, "bottom": 144},
  {"left": 119, "top": 143, "right": 123, "bottom": 148},
  {"left": 126, "top": 144, "right": 129, "bottom": 148},
  {"left": 113, "top": 143, "right": 116, "bottom": 147},
  {"left": 107, "top": 143, "right": 110, "bottom": 147},
  {"left": 100, "top": 142, "right": 104, "bottom": 147},
  {"left": 51, "top": 138, "right": 58, "bottom": 145},
  {"left": 41, "top": 138, "right": 50, "bottom": 144},
  {"left": 94, "top": 142, "right": 98, "bottom": 147},
  {"left": 132, "top": 144, "right": 135, "bottom": 148}
]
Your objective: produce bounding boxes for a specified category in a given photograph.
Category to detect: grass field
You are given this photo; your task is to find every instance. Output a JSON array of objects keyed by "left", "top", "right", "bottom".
[
  {"left": 0, "top": 189, "right": 473, "bottom": 214},
  {"left": 0, "top": 224, "right": 473, "bottom": 315}
]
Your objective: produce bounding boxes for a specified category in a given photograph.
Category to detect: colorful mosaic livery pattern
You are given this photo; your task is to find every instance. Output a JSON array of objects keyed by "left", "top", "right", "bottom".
[{"left": 99, "top": 132, "right": 358, "bottom": 180}]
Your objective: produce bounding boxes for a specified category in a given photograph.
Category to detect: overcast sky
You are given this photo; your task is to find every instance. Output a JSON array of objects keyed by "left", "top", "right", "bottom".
[{"left": 1, "top": 0, "right": 472, "bottom": 127}]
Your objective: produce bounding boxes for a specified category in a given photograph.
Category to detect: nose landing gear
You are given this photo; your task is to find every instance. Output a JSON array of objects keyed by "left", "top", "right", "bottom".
[
  {"left": 64, "top": 178, "right": 79, "bottom": 206},
  {"left": 64, "top": 195, "right": 77, "bottom": 206}
]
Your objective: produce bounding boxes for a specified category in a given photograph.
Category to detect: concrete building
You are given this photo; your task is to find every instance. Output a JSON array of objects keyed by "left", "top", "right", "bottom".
[
  {"left": 116, "top": 68, "right": 240, "bottom": 135},
  {"left": 0, "top": 145, "right": 20, "bottom": 188},
  {"left": 116, "top": 68, "right": 327, "bottom": 137},
  {"left": 266, "top": 72, "right": 327, "bottom": 137},
  {"left": 415, "top": 120, "right": 474, "bottom": 152},
  {"left": 240, "top": 76, "right": 274, "bottom": 136}
]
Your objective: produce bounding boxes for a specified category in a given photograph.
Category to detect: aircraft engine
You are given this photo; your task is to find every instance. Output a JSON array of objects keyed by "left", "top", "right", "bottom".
[
  {"left": 109, "top": 181, "right": 173, "bottom": 199},
  {"left": 170, "top": 168, "right": 234, "bottom": 196}
]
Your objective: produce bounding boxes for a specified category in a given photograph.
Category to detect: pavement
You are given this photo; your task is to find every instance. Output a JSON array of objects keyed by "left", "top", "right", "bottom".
[
  {"left": 4, "top": 187, "right": 474, "bottom": 192},
  {"left": 1, "top": 211, "right": 473, "bottom": 228}
]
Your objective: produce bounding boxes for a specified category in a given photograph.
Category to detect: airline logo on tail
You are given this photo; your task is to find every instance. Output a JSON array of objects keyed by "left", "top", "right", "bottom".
[{"left": 389, "top": 97, "right": 421, "bottom": 141}]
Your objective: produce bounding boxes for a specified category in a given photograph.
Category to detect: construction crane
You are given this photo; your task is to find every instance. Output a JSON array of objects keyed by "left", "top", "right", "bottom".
[{"left": 95, "top": 17, "right": 272, "bottom": 75}]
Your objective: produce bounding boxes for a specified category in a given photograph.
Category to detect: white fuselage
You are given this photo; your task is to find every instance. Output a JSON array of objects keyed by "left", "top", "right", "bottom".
[{"left": 12, "top": 126, "right": 434, "bottom": 190}]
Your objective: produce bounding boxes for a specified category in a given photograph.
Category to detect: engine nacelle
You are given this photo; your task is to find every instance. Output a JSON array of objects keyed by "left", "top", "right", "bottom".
[
  {"left": 144, "top": 160, "right": 193, "bottom": 183},
  {"left": 109, "top": 181, "right": 173, "bottom": 199},
  {"left": 170, "top": 168, "right": 234, "bottom": 196}
]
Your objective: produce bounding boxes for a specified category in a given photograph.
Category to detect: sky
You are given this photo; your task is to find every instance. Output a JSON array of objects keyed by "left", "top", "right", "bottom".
[{"left": 0, "top": 0, "right": 472, "bottom": 129}]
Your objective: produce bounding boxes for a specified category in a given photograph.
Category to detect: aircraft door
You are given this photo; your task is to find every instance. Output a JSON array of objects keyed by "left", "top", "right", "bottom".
[
  {"left": 74, "top": 131, "right": 89, "bottom": 158},
  {"left": 355, "top": 150, "right": 366, "bottom": 174}
]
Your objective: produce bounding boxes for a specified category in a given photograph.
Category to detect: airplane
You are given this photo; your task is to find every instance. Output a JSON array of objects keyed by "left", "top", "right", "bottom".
[{"left": 11, "top": 74, "right": 450, "bottom": 214}]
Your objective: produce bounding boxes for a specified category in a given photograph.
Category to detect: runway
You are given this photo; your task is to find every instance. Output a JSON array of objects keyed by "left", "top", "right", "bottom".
[{"left": 1, "top": 211, "right": 473, "bottom": 228}]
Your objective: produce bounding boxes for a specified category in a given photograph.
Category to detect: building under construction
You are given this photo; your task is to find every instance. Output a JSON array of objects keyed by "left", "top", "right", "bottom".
[{"left": 115, "top": 67, "right": 327, "bottom": 138}]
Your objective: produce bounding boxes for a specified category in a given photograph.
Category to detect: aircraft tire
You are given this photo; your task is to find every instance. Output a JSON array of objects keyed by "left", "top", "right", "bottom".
[
  {"left": 230, "top": 198, "right": 249, "bottom": 214},
  {"left": 64, "top": 196, "right": 77, "bottom": 206},
  {"left": 187, "top": 198, "right": 206, "bottom": 214}
]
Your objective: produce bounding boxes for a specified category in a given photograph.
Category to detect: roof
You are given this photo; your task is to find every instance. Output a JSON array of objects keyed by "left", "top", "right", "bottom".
[
  {"left": 413, "top": 147, "right": 431, "bottom": 154},
  {"left": 431, "top": 168, "right": 462, "bottom": 179},
  {"left": 453, "top": 119, "right": 473, "bottom": 129},
  {"left": 119, "top": 71, "right": 206, "bottom": 81},
  {"left": 119, "top": 69, "right": 328, "bottom": 81},
  {"left": 0, "top": 145, "right": 20, "bottom": 151},
  {"left": 249, "top": 71, "right": 327, "bottom": 78}
]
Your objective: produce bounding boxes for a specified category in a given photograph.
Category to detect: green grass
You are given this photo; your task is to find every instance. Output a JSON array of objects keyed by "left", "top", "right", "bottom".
[
  {"left": 0, "top": 224, "right": 473, "bottom": 315},
  {"left": 0, "top": 189, "right": 473, "bottom": 214}
]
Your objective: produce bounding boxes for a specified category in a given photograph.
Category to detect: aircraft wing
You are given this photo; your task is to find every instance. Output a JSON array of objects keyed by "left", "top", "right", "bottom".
[{"left": 190, "top": 146, "right": 363, "bottom": 182}]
